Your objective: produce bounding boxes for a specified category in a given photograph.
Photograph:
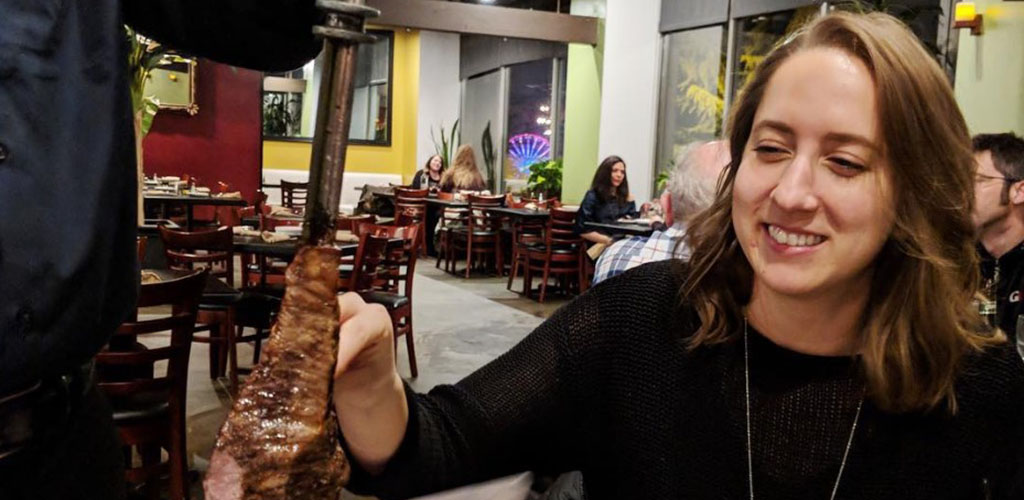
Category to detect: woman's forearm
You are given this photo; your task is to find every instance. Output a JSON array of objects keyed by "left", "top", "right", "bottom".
[{"left": 581, "top": 231, "right": 612, "bottom": 245}]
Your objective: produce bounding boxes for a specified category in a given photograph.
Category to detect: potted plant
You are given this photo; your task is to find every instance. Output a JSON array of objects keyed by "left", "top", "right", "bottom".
[
  {"left": 526, "top": 159, "right": 562, "bottom": 201},
  {"left": 126, "top": 26, "right": 170, "bottom": 223}
]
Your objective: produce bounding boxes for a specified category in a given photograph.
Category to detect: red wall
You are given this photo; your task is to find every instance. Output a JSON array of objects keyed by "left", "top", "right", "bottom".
[{"left": 143, "top": 59, "right": 262, "bottom": 210}]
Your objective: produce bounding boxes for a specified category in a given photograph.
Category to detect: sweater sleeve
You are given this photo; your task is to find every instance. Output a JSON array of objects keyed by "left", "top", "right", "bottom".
[{"left": 343, "top": 285, "right": 605, "bottom": 498}]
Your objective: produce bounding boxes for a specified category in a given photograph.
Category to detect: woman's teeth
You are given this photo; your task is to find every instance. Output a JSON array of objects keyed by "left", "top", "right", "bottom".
[{"left": 767, "top": 224, "right": 824, "bottom": 247}]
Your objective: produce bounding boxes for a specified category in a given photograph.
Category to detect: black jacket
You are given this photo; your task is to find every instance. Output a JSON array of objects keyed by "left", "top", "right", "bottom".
[
  {"left": 0, "top": 0, "right": 321, "bottom": 393},
  {"left": 979, "top": 242, "right": 1024, "bottom": 356},
  {"left": 573, "top": 189, "right": 638, "bottom": 236}
]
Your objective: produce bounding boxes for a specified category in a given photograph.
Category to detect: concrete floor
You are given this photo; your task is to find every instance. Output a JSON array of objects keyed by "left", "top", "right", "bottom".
[{"left": 141, "top": 263, "right": 572, "bottom": 498}]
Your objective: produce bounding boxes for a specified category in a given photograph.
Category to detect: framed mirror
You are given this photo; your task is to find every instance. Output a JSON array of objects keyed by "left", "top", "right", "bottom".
[
  {"left": 262, "top": 29, "right": 393, "bottom": 145},
  {"left": 148, "top": 54, "right": 199, "bottom": 115}
]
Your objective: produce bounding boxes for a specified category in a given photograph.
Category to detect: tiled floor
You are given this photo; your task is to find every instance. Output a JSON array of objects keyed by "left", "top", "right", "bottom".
[{"left": 144, "top": 262, "right": 573, "bottom": 498}]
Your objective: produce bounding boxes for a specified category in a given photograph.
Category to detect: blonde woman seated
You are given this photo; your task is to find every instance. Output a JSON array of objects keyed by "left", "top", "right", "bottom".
[{"left": 439, "top": 145, "right": 487, "bottom": 193}]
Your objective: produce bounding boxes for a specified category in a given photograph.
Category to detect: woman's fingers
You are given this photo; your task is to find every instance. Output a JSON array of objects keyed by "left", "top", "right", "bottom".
[{"left": 334, "top": 293, "right": 393, "bottom": 378}]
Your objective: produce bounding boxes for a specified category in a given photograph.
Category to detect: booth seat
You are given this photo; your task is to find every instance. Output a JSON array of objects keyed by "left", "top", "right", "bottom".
[{"left": 261, "top": 169, "right": 403, "bottom": 213}]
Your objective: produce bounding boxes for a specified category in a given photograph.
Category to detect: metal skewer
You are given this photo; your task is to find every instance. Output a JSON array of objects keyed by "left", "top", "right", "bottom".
[{"left": 302, "top": 0, "right": 380, "bottom": 245}]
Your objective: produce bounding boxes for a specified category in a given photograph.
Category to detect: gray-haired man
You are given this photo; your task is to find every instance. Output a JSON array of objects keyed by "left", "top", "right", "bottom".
[{"left": 593, "top": 141, "right": 730, "bottom": 284}]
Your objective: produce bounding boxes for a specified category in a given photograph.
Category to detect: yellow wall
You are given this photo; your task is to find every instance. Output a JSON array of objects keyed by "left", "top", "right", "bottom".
[{"left": 263, "top": 28, "right": 421, "bottom": 184}]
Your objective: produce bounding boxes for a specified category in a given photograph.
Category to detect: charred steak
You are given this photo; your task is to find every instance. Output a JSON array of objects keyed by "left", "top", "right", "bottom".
[{"left": 204, "top": 246, "right": 349, "bottom": 499}]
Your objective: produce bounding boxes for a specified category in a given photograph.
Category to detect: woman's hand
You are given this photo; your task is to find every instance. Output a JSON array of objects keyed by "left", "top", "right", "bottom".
[{"left": 333, "top": 293, "right": 409, "bottom": 474}]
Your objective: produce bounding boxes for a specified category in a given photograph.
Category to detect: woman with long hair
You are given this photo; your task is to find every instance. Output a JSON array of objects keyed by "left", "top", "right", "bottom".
[
  {"left": 411, "top": 154, "right": 445, "bottom": 191},
  {"left": 439, "top": 145, "right": 487, "bottom": 193},
  {"left": 214, "top": 11, "right": 1024, "bottom": 499},
  {"left": 575, "top": 155, "right": 641, "bottom": 245}
]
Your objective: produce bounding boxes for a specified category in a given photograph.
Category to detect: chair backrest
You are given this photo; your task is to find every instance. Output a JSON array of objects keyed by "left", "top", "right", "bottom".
[
  {"left": 394, "top": 186, "right": 429, "bottom": 199},
  {"left": 358, "top": 223, "right": 420, "bottom": 296},
  {"left": 346, "top": 233, "right": 392, "bottom": 293},
  {"left": 215, "top": 206, "right": 243, "bottom": 227},
  {"left": 96, "top": 269, "right": 206, "bottom": 404},
  {"left": 468, "top": 194, "right": 505, "bottom": 232},
  {"left": 254, "top": 190, "right": 270, "bottom": 215},
  {"left": 280, "top": 180, "right": 309, "bottom": 209},
  {"left": 159, "top": 226, "right": 234, "bottom": 285},
  {"left": 395, "top": 187, "right": 428, "bottom": 225},
  {"left": 547, "top": 208, "right": 580, "bottom": 246},
  {"left": 336, "top": 213, "right": 377, "bottom": 232},
  {"left": 136, "top": 237, "right": 148, "bottom": 263}
]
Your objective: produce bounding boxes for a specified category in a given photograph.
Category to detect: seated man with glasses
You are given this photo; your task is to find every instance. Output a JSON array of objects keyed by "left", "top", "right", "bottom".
[{"left": 973, "top": 132, "right": 1024, "bottom": 357}]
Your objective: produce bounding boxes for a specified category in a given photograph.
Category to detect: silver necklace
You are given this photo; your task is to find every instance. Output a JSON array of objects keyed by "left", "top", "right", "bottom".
[{"left": 743, "top": 319, "right": 864, "bottom": 500}]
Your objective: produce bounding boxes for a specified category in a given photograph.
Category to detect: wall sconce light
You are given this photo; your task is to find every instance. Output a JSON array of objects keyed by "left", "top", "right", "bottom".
[{"left": 954, "top": 1, "right": 984, "bottom": 35}]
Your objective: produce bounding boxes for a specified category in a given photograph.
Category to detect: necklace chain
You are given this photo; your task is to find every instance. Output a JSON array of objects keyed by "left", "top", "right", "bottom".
[{"left": 743, "top": 319, "right": 864, "bottom": 500}]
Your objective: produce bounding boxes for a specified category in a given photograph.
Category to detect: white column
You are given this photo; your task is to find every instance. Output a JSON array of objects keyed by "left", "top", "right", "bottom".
[
  {"left": 417, "top": 31, "right": 462, "bottom": 168},
  {"left": 597, "top": 0, "right": 662, "bottom": 202}
]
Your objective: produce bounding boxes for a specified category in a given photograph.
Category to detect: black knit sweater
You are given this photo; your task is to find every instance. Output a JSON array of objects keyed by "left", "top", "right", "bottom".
[{"left": 344, "top": 260, "right": 1024, "bottom": 499}]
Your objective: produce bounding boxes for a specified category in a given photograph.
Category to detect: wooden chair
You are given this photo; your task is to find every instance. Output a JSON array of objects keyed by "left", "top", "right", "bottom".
[
  {"left": 96, "top": 269, "right": 206, "bottom": 500},
  {"left": 524, "top": 208, "right": 588, "bottom": 302},
  {"left": 159, "top": 226, "right": 276, "bottom": 389},
  {"left": 280, "top": 180, "right": 309, "bottom": 210},
  {"left": 435, "top": 191, "right": 468, "bottom": 272},
  {"left": 506, "top": 216, "right": 547, "bottom": 293},
  {"left": 450, "top": 194, "right": 505, "bottom": 278},
  {"left": 393, "top": 187, "right": 428, "bottom": 254},
  {"left": 348, "top": 226, "right": 420, "bottom": 377},
  {"left": 136, "top": 236, "right": 148, "bottom": 263}
]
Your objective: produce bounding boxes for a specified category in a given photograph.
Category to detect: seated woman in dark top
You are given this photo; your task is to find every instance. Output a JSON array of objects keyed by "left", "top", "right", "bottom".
[
  {"left": 410, "top": 154, "right": 445, "bottom": 191},
  {"left": 575, "top": 155, "right": 641, "bottom": 245},
  {"left": 206, "top": 12, "right": 1024, "bottom": 499}
]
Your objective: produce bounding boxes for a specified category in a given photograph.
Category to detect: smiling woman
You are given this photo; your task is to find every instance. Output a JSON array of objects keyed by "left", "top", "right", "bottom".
[
  {"left": 683, "top": 11, "right": 1000, "bottom": 413},
  {"left": 311, "top": 10, "right": 1024, "bottom": 500}
]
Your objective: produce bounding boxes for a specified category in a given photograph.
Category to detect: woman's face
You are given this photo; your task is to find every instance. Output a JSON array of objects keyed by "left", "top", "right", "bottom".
[
  {"left": 731, "top": 48, "right": 894, "bottom": 300},
  {"left": 429, "top": 156, "right": 442, "bottom": 172},
  {"left": 610, "top": 162, "right": 626, "bottom": 188}
]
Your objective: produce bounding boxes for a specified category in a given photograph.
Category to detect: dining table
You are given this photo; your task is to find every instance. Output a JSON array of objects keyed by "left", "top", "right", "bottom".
[
  {"left": 484, "top": 206, "right": 550, "bottom": 222},
  {"left": 143, "top": 192, "right": 247, "bottom": 230},
  {"left": 584, "top": 220, "right": 656, "bottom": 237}
]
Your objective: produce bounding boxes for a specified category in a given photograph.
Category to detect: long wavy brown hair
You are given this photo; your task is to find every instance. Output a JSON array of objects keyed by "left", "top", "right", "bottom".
[
  {"left": 682, "top": 11, "right": 1001, "bottom": 414},
  {"left": 440, "top": 145, "right": 487, "bottom": 192}
]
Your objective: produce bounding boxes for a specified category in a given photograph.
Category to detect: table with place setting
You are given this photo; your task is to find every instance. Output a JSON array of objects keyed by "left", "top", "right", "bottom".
[{"left": 143, "top": 176, "right": 247, "bottom": 230}]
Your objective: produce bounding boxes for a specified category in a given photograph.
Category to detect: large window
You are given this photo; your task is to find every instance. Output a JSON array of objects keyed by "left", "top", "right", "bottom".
[
  {"left": 262, "top": 30, "right": 393, "bottom": 145},
  {"left": 655, "top": 25, "right": 727, "bottom": 179},
  {"left": 504, "top": 59, "right": 561, "bottom": 187},
  {"left": 730, "top": 7, "right": 820, "bottom": 99},
  {"left": 460, "top": 57, "right": 567, "bottom": 193}
]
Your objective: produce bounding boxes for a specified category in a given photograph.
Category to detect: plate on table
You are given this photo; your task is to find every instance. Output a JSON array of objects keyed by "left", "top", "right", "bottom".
[
  {"left": 619, "top": 218, "right": 652, "bottom": 225},
  {"left": 273, "top": 226, "right": 302, "bottom": 237}
]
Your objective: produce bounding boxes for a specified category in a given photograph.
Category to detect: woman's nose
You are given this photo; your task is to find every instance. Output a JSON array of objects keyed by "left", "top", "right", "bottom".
[{"left": 770, "top": 156, "right": 819, "bottom": 213}]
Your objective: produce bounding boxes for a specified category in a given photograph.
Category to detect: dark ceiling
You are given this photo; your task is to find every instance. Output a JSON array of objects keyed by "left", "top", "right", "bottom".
[{"left": 445, "top": 0, "right": 572, "bottom": 14}]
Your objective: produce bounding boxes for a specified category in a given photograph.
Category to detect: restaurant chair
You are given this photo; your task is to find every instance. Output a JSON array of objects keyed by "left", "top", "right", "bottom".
[
  {"left": 451, "top": 194, "right": 505, "bottom": 278},
  {"left": 348, "top": 227, "right": 420, "bottom": 377},
  {"left": 524, "top": 208, "right": 587, "bottom": 302},
  {"left": 136, "top": 236, "right": 148, "bottom": 263},
  {"left": 96, "top": 269, "right": 206, "bottom": 500},
  {"left": 393, "top": 187, "right": 428, "bottom": 255},
  {"left": 159, "top": 226, "right": 278, "bottom": 389},
  {"left": 280, "top": 180, "right": 309, "bottom": 210},
  {"left": 435, "top": 191, "right": 468, "bottom": 273}
]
